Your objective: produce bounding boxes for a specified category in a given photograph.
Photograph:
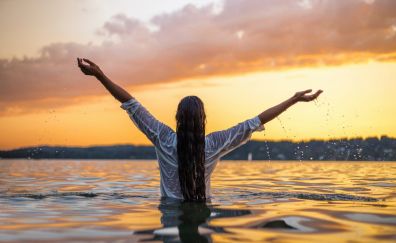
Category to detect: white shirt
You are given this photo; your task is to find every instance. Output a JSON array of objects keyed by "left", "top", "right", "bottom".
[{"left": 121, "top": 98, "right": 264, "bottom": 199}]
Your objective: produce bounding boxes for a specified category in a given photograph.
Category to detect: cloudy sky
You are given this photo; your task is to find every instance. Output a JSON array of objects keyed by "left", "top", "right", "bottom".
[{"left": 0, "top": 0, "right": 395, "bottom": 149}]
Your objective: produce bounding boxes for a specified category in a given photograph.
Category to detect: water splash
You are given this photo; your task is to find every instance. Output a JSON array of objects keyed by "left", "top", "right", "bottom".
[
  {"left": 277, "top": 117, "right": 289, "bottom": 138},
  {"left": 263, "top": 132, "right": 271, "bottom": 161},
  {"left": 277, "top": 117, "right": 303, "bottom": 161},
  {"left": 265, "top": 141, "right": 271, "bottom": 161}
]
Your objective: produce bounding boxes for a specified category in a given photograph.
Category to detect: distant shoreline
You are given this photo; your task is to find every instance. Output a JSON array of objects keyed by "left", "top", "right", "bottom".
[{"left": 1, "top": 136, "right": 395, "bottom": 161}]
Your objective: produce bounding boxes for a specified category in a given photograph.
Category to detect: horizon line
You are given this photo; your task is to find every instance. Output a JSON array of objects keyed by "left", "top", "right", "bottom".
[{"left": 1, "top": 135, "right": 393, "bottom": 151}]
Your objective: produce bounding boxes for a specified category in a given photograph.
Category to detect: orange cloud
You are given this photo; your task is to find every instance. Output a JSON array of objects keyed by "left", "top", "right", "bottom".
[{"left": 1, "top": 0, "right": 395, "bottom": 114}]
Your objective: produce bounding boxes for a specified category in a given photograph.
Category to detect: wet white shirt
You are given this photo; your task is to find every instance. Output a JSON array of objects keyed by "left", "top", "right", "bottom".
[{"left": 121, "top": 98, "right": 264, "bottom": 199}]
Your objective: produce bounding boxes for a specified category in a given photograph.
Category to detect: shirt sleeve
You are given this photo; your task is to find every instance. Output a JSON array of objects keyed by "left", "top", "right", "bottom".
[
  {"left": 205, "top": 116, "right": 264, "bottom": 158},
  {"left": 120, "top": 98, "right": 175, "bottom": 147}
]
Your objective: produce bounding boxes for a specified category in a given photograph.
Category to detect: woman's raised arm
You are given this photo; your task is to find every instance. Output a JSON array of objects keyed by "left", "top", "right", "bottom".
[
  {"left": 77, "top": 58, "right": 132, "bottom": 103},
  {"left": 77, "top": 57, "right": 175, "bottom": 147},
  {"left": 258, "top": 89, "right": 323, "bottom": 125}
]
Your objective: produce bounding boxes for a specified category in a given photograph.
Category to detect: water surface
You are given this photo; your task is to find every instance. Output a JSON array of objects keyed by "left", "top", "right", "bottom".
[{"left": 0, "top": 160, "right": 395, "bottom": 242}]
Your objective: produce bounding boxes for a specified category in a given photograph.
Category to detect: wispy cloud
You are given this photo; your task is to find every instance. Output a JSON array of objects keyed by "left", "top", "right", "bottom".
[{"left": 1, "top": 0, "right": 395, "bottom": 114}]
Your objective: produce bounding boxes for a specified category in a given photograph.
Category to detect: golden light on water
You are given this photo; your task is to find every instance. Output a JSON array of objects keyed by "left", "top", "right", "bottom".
[{"left": 1, "top": 160, "right": 395, "bottom": 241}]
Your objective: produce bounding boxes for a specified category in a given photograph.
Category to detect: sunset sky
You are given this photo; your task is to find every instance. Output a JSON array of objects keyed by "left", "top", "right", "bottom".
[{"left": 1, "top": 0, "right": 396, "bottom": 150}]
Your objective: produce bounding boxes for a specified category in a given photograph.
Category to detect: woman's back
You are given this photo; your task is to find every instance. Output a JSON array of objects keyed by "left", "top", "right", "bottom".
[{"left": 121, "top": 98, "right": 264, "bottom": 199}]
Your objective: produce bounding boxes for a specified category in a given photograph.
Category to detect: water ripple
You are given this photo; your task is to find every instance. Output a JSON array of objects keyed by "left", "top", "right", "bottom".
[
  {"left": 239, "top": 191, "right": 379, "bottom": 202},
  {"left": 0, "top": 191, "right": 379, "bottom": 202}
]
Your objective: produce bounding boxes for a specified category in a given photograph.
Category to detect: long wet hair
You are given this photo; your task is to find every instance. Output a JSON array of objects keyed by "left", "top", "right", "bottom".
[{"left": 176, "top": 96, "right": 206, "bottom": 201}]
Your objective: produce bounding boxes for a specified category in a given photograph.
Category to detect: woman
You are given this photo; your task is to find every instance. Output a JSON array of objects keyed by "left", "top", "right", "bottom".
[{"left": 77, "top": 58, "right": 322, "bottom": 202}]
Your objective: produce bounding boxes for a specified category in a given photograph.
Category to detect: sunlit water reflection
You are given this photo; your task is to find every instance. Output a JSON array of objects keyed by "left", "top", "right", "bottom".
[{"left": 0, "top": 160, "right": 395, "bottom": 242}]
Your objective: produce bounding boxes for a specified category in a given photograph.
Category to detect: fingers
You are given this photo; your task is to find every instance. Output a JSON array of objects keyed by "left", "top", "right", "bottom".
[
  {"left": 77, "top": 57, "right": 83, "bottom": 67},
  {"left": 313, "top": 89, "right": 323, "bottom": 98},
  {"left": 77, "top": 57, "right": 89, "bottom": 75},
  {"left": 298, "top": 89, "right": 322, "bottom": 97},
  {"left": 304, "top": 89, "right": 323, "bottom": 101},
  {"left": 77, "top": 57, "right": 96, "bottom": 68},
  {"left": 83, "top": 58, "right": 96, "bottom": 66},
  {"left": 77, "top": 57, "right": 91, "bottom": 69},
  {"left": 295, "top": 89, "right": 313, "bottom": 98}
]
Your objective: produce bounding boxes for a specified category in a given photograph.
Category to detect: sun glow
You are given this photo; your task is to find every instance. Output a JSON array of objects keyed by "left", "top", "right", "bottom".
[{"left": 1, "top": 61, "right": 395, "bottom": 150}]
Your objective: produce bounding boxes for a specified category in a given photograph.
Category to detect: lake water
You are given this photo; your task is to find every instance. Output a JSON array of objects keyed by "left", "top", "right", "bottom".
[{"left": 0, "top": 160, "right": 395, "bottom": 242}]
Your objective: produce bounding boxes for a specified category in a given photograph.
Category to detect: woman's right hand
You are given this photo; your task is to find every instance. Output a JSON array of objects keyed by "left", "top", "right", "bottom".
[{"left": 77, "top": 58, "right": 103, "bottom": 78}]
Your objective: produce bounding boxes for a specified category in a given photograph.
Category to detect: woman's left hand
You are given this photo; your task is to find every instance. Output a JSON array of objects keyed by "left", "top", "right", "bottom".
[
  {"left": 293, "top": 89, "right": 323, "bottom": 102},
  {"left": 77, "top": 58, "right": 103, "bottom": 78}
]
